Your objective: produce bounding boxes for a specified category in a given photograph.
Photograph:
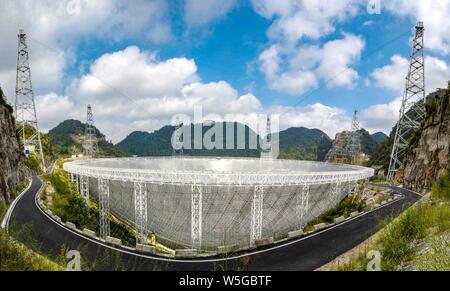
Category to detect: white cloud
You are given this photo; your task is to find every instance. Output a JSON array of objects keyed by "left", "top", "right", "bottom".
[
  {"left": 259, "top": 33, "right": 365, "bottom": 95},
  {"left": 251, "top": 0, "right": 362, "bottom": 43},
  {"left": 360, "top": 97, "right": 402, "bottom": 134},
  {"left": 370, "top": 55, "right": 450, "bottom": 94},
  {"left": 251, "top": 1, "right": 367, "bottom": 95},
  {"left": 272, "top": 103, "right": 352, "bottom": 139},
  {"left": 184, "top": 0, "right": 238, "bottom": 27},
  {"left": 316, "top": 33, "right": 365, "bottom": 87},
  {"left": 0, "top": 0, "right": 172, "bottom": 98},
  {"left": 67, "top": 46, "right": 263, "bottom": 142},
  {"left": 35, "top": 93, "right": 74, "bottom": 132},
  {"left": 385, "top": 1, "right": 450, "bottom": 55},
  {"left": 370, "top": 55, "right": 409, "bottom": 92}
]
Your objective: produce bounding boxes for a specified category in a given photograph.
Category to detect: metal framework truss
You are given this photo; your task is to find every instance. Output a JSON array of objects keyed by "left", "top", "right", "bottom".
[
  {"left": 62, "top": 157, "right": 375, "bottom": 250},
  {"left": 14, "top": 29, "right": 45, "bottom": 171},
  {"left": 63, "top": 158, "right": 374, "bottom": 187},
  {"left": 347, "top": 110, "right": 361, "bottom": 159},
  {"left": 98, "top": 178, "right": 110, "bottom": 239},
  {"left": 84, "top": 105, "right": 98, "bottom": 157},
  {"left": 79, "top": 175, "right": 89, "bottom": 203},
  {"left": 348, "top": 181, "right": 357, "bottom": 195},
  {"left": 134, "top": 182, "right": 148, "bottom": 245},
  {"left": 191, "top": 184, "right": 203, "bottom": 249},
  {"left": 296, "top": 184, "right": 310, "bottom": 229},
  {"left": 71, "top": 174, "right": 79, "bottom": 193},
  {"left": 250, "top": 185, "right": 264, "bottom": 245},
  {"left": 388, "top": 22, "right": 426, "bottom": 180},
  {"left": 331, "top": 182, "right": 342, "bottom": 201}
]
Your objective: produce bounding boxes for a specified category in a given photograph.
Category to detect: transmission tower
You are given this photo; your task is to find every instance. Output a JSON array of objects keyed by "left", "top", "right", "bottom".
[
  {"left": 84, "top": 104, "right": 98, "bottom": 157},
  {"left": 14, "top": 29, "right": 46, "bottom": 171},
  {"left": 347, "top": 110, "right": 361, "bottom": 160},
  {"left": 388, "top": 22, "right": 426, "bottom": 180}
]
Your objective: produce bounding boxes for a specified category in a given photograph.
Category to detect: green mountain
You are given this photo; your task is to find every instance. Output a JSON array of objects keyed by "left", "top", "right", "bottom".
[
  {"left": 359, "top": 129, "right": 379, "bottom": 155},
  {"left": 117, "top": 123, "right": 261, "bottom": 158},
  {"left": 48, "top": 119, "right": 124, "bottom": 157},
  {"left": 117, "top": 124, "right": 332, "bottom": 161},
  {"left": 278, "top": 127, "right": 332, "bottom": 161},
  {"left": 371, "top": 132, "right": 388, "bottom": 143}
]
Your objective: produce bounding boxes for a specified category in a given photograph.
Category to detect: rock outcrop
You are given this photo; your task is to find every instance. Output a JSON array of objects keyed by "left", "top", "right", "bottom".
[
  {"left": 403, "top": 85, "right": 450, "bottom": 192},
  {"left": 0, "top": 88, "right": 28, "bottom": 204}
]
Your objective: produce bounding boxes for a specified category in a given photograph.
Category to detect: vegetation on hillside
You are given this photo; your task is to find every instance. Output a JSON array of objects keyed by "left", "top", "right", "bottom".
[
  {"left": 305, "top": 192, "right": 366, "bottom": 232},
  {"left": 42, "top": 160, "right": 136, "bottom": 247},
  {"left": 338, "top": 176, "right": 450, "bottom": 271},
  {"left": 0, "top": 229, "right": 64, "bottom": 271},
  {"left": 118, "top": 124, "right": 338, "bottom": 161},
  {"left": 371, "top": 132, "right": 388, "bottom": 144},
  {"left": 278, "top": 127, "right": 332, "bottom": 161},
  {"left": 48, "top": 119, "right": 124, "bottom": 157},
  {"left": 117, "top": 123, "right": 261, "bottom": 158}
]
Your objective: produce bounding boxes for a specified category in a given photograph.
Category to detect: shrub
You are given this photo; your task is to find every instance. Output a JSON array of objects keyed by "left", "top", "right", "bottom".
[
  {"left": 431, "top": 174, "right": 450, "bottom": 201},
  {"left": 0, "top": 201, "right": 7, "bottom": 220}
]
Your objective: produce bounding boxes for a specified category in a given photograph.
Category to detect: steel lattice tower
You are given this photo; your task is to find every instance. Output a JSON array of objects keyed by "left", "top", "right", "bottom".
[
  {"left": 347, "top": 110, "right": 361, "bottom": 160},
  {"left": 84, "top": 104, "right": 98, "bottom": 156},
  {"left": 14, "top": 29, "right": 46, "bottom": 171},
  {"left": 388, "top": 22, "right": 426, "bottom": 180}
]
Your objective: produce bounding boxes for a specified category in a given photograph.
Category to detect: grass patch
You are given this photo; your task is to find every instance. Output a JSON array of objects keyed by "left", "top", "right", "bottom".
[
  {"left": 337, "top": 176, "right": 450, "bottom": 271},
  {"left": 370, "top": 177, "right": 394, "bottom": 185},
  {"left": 431, "top": 174, "right": 450, "bottom": 201},
  {"left": 0, "top": 201, "right": 6, "bottom": 221},
  {"left": 306, "top": 194, "right": 366, "bottom": 230},
  {"left": 10, "top": 179, "right": 28, "bottom": 200},
  {"left": 44, "top": 160, "right": 136, "bottom": 247},
  {"left": 0, "top": 228, "right": 63, "bottom": 271}
]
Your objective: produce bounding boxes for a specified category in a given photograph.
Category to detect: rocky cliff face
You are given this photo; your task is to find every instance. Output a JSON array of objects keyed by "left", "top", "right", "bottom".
[
  {"left": 403, "top": 85, "right": 450, "bottom": 192},
  {"left": 0, "top": 90, "right": 28, "bottom": 204}
]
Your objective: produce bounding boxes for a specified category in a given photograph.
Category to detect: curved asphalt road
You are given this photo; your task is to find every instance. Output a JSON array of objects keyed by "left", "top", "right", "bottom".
[{"left": 7, "top": 176, "right": 421, "bottom": 271}]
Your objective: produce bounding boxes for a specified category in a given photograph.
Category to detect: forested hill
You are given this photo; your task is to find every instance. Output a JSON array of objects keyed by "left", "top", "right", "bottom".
[{"left": 48, "top": 119, "right": 124, "bottom": 157}]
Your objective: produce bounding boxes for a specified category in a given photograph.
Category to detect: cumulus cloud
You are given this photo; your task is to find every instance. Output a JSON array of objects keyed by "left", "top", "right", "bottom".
[
  {"left": 365, "top": 53, "right": 450, "bottom": 134},
  {"left": 184, "top": 0, "right": 238, "bottom": 27},
  {"left": 251, "top": 0, "right": 362, "bottom": 43},
  {"left": 35, "top": 93, "right": 75, "bottom": 132},
  {"left": 370, "top": 54, "right": 450, "bottom": 94},
  {"left": 385, "top": 1, "right": 450, "bottom": 55},
  {"left": 271, "top": 103, "right": 352, "bottom": 139},
  {"left": 360, "top": 97, "right": 402, "bottom": 134},
  {"left": 0, "top": 0, "right": 172, "bottom": 98},
  {"left": 250, "top": 0, "right": 367, "bottom": 95},
  {"left": 259, "top": 33, "right": 365, "bottom": 95},
  {"left": 66, "top": 46, "right": 264, "bottom": 142}
]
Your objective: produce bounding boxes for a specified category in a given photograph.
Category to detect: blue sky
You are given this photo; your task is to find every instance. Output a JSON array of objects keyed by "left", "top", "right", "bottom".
[{"left": 1, "top": 0, "right": 450, "bottom": 142}]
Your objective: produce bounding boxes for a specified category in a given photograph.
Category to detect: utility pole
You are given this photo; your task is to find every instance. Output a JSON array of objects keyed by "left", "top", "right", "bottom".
[
  {"left": 84, "top": 104, "right": 98, "bottom": 157},
  {"left": 347, "top": 110, "right": 361, "bottom": 163},
  {"left": 388, "top": 22, "right": 426, "bottom": 180},
  {"left": 15, "top": 29, "right": 46, "bottom": 171}
]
